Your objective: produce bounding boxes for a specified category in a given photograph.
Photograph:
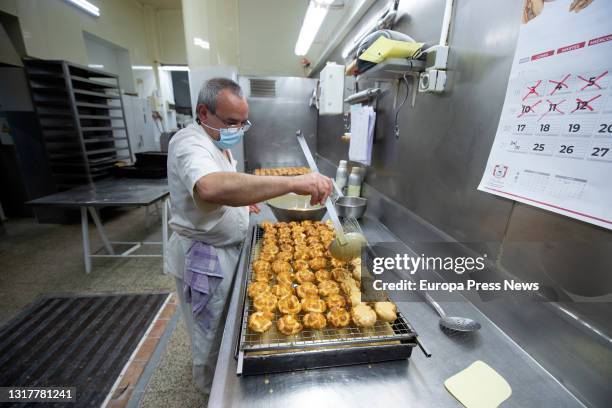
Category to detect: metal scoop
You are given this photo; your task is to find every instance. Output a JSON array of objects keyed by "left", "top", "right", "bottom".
[
  {"left": 424, "top": 292, "right": 481, "bottom": 334},
  {"left": 295, "top": 130, "right": 365, "bottom": 261}
]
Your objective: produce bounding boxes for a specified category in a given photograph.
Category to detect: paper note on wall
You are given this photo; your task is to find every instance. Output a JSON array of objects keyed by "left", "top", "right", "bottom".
[
  {"left": 349, "top": 105, "right": 376, "bottom": 165},
  {"left": 477, "top": 1, "right": 612, "bottom": 230}
]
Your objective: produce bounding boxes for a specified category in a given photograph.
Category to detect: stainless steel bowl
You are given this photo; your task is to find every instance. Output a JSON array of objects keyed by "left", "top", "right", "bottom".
[
  {"left": 266, "top": 193, "right": 327, "bottom": 222},
  {"left": 335, "top": 196, "right": 367, "bottom": 219}
]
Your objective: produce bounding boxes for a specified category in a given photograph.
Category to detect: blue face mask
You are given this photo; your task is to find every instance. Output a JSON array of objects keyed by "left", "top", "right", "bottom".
[{"left": 199, "top": 119, "right": 251, "bottom": 150}]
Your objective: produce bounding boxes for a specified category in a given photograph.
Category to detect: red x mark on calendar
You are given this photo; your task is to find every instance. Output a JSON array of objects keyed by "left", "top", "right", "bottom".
[
  {"left": 518, "top": 100, "right": 541, "bottom": 117},
  {"left": 548, "top": 74, "right": 570, "bottom": 95},
  {"left": 522, "top": 80, "right": 542, "bottom": 101},
  {"left": 577, "top": 70, "right": 608, "bottom": 91},
  {"left": 539, "top": 99, "right": 566, "bottom": 121},
  {"left": 571, "top": 94, "right": 601, "bottom": 113}
]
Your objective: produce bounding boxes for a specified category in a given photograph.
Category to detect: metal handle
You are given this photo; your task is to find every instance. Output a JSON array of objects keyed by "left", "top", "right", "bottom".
[
  {"left": 424, "top": 292, "right": 447, "bottom": 318},
  {"left": 416, "top": 336, "right": 432, "bottom": 358}
]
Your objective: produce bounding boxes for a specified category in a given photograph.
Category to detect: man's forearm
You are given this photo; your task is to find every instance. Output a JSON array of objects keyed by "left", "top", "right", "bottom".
[{"left": 195, "top": 172, "right": 294, "bottom": 206}]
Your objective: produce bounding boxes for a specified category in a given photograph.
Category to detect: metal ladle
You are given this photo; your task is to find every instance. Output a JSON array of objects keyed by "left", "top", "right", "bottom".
[
  {"left": 295, "top": 130, "right": 365, "bottom": 261},
  {"left": 424, "top": 292, "right": 481, "bottom": 334}
]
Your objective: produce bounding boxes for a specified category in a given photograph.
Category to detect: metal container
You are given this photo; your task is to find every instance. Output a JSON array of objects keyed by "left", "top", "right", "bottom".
[
  {"left": 266, "top": 193, "right": 326, "bottom": 222},
  {"left": 335, "top": 196, "right": 367, "bottom": 219}
]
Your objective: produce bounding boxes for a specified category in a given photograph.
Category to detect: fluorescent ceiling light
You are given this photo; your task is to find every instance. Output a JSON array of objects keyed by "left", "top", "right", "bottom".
[
  {"left": 132, "top": 65, "right": 153, "bottom": 70},
  {"left": 87, "top": 64, "right": 104, "bottom": 69},
  {"left": 294, "top": 0, "right": 334, "bottom": 56},
  {"left": 193, "top": 37, "right": 210, "bottom": 50},
  {"left": 159, "top": 65, "right": 189, "bottom": 72},
  {"left": 65, "top": 0, "right": 100, "bottom": 17}
]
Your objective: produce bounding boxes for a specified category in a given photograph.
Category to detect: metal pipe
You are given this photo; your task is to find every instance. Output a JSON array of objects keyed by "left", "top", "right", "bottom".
[{"left": 439, "top": 0, "right": 454, "bottom": 46}]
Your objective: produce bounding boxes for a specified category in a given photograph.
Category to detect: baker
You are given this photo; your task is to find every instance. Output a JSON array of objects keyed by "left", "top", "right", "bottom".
[{"left": 165, "top": 77, "right": 333, "bottom": 393}]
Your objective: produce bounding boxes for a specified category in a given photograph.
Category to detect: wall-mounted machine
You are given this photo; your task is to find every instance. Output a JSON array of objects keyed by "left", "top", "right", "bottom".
[{"left": 318, "top": 62, "right": 345, "bottom": 115}]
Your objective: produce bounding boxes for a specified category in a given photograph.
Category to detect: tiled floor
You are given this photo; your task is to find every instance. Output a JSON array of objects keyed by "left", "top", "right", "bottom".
[{"left": 0, "top": 208, "right": 206, "bottom": 407}]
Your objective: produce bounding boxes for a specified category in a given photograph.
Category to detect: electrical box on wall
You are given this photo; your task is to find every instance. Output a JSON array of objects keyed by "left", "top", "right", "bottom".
[{"left": 319, "top": 62, "right": 344, "bottom": 115}]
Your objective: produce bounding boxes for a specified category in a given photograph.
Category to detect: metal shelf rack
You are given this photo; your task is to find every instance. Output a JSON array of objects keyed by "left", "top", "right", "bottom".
[{"left": 23, "top": 58, "right": 132, "bottom": 190}]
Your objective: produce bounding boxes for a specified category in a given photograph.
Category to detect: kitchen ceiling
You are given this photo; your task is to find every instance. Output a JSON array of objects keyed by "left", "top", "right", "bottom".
[{"left": 136, "top": 0, "right": 181, "bottom": 9}]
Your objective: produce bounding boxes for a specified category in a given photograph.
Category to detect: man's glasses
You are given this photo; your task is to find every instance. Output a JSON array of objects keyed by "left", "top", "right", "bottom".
[{"left": 212, "top": 112, "right": 252, "bottom": 133}]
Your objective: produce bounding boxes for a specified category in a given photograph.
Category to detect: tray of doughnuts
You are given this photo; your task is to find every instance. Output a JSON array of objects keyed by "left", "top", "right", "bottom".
[
  {"left": 253, "top": 166, "right": 311, "bottom": 176},
  {"left": 235, "top": 221, "right": 418, "bottom": 375}
]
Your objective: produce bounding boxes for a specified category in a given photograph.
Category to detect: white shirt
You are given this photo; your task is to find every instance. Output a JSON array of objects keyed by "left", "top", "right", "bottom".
[{"left": 167, "top": 122, "right": 249, "bottom": 246}]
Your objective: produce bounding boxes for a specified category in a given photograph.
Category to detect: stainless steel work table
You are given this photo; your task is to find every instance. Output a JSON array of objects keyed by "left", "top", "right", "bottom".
[
  {"left": 210, "top": 207, "right": 584, "bottom": 407},
  {"left": 27, "top": 178, "right": 169, "bottom": 274}
]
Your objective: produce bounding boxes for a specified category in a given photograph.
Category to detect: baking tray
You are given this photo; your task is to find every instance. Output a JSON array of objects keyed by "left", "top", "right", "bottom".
[{"left": 235, "top": 226, "right": 418, "bottom": 376}]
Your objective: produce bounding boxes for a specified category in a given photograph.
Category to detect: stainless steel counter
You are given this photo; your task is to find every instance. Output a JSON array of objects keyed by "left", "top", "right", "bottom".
[{"left": 210, "top": 206, "right": 584, "bottom": 408}]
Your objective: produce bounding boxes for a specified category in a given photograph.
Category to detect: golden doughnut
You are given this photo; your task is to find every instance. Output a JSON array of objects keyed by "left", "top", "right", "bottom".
[
  {"left": 277, "top": 232, "right": 291, "bottom": 240},
  {"left": 279, "top": 237, "right": 294, "bottom": 246},
  {"left": 277, "top": 314, "right": 303, "bottom": 336},
  {"left": 275, "top": 251, "right": 293, "bottom": 262},
  {"left": 272, "top": 260, "right": 292, "bottom": 274},
  {"left": 309, "top": 257, "right": 327, "bottom": 270},
  {"left": 327, "top": 307, "right": 351, "bottom": 328},
  {"left": 303, "top": 312, "right": 327, "bottom": 330},
  {"left": 352, "top": 304, "right": 377, "bottom": 327},
  {"left": 252, "top": 260, "right": 271, "bottom": 274},
  {"left": 248, "top": 311, "right": 273, "bottom": 333},
  {"left": 331, "top": 268, "right": 352, "bottom": 282},
  {"left": 260, "top": 252, "right": 275, "bottom": 262},
  {"left": 340, "top": 278, "right": 360, "bottom": 295},
  {"left": 295, "top": 269, "right": 316, "bottom": 284},
  {"left": 293, "top": 250, "right": 310, "bottom": 261},
  {"left": 330, "top": 258, "right": 347, "bottom": 268},
  {"left": 311, "top": 241, "right": 325, "bottom": 249},
  {"left": 318, "top": 280, "right": 340, "bottom": 297},
  {"left": 308, "top": 248, "right": 325, "bottom": 259},
  {"left": 276, "top": 271, "right": 295, "bottom": 285},
  {"left": 294, "top": 260, "right": 310, "bottom": 271},
  {"left": 253, "top": 270, "right": 272, "bottom": 282},
  {"left": 374, "top": 302, "right": 397, "bottom": 322},
  {"left": 260, "top": 220, "right": 274, "bottom": 228},
  {"left": 296, "top": 282, "right": 318, "bottom": 299},
  {"left": 294, "top": 244, "right": 308, "bottom": 253},
  {"left": 305, "top": 227, "right": 318, "bottom": 237},
  {"left": 315, "top": 269, "right": 331, "bottom": 283},
  {"left": 301, "top": 296, "right": 327, "bottom": 313},
  {"left": 262, "top": 244, "right": 279, "bottom": 255},
  {"left": 280, "top": 244, "right": 294, "bottom": 253},
  {"left": 247, "top": 281, "right": 270, "bottom": 299},
  {"left": 348, "top": 288, "right": 362, "bottom": 306},
  {"left": 325, "top": 294, "right": 346, "bottom": 309},
  {"left": 271, "top": 283, "right": 294, "bottom": 298},
  {"left": 253, "top": 293, "right": 277, "bottom": 313},
  {"left": 306, "top": 236, "right": 321, "bottom": 245},
  {"left": 261, "top": 239, "right": 277, "bottom": 248},
  {"left": 278, "top": 295, "right": 301, "bottom": 315}
]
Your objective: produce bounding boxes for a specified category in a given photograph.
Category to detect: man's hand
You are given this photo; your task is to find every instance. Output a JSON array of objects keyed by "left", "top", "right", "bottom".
[
  {"left": 570, "top": 0, "right": 593, "bottom": 12},
  {"left": 290, "top": 172, "right": 334, "bottom": 206},
  {"left": 249, "top": 204, "right": 260, "bottom": 214}
]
